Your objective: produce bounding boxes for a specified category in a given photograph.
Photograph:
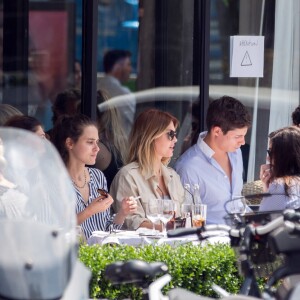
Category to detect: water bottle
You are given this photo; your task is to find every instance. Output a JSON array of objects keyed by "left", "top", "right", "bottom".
[{"left": 182, "top": 184, "right": 193, "bottom": 228}]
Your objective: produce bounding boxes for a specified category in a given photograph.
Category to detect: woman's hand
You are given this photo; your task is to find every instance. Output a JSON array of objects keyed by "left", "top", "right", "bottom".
[
  {"left": 113, "top": 196, "right": 138, "bottom": 225},
  {"left": 260, "top": 164, "right": 272, "bottom": 192},
  {"left": 89, "top": 194, "right": 114, "bottom": 215},
  {"left": 77, "top": 194, "right": 114, "bottom": 225},
  {"left": 120, "top": 196, "right": 138, "bottom": 216}
]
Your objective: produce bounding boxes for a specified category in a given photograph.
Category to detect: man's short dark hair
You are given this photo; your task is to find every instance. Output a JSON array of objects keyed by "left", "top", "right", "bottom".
[
  {"left": 103, "top": 49, "right": 131, "bottom": 73},
  {"left": 206, "top": 96, "right": 251, "bottom": 134}
]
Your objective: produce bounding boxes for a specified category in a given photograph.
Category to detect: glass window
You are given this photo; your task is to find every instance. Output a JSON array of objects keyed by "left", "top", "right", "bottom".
[
  {"left": 209, "top": 0, "right": 300, "bottom": 182},
  {"left": 1, "top": 0, "right": 80, "bottom": 132},
  {"left": 1, "top": 0, "right": 299, "bottom": 184},
  {"left": 96, "top": 0, "right": 199, "bottom": 167}
]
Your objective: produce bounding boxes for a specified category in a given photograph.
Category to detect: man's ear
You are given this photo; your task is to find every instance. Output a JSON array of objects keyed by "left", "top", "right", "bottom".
[
  {"left": 65, "top": 137, "right": 73, "bottom": 150},
  {"left": 211, "top": 126, "right": 223, "bottom": 137}
]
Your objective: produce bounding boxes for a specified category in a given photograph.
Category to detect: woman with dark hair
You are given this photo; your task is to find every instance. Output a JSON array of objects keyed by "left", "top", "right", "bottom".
[
  {"left": 259, "top": 126, "right": 300, "bottom": 211},
  {"left": 110, "top": 109, "right": 184, "bottom": 230},
  {"left": 4, "top": 115, "right": 46, "bottom": 139},
  {"left": 52, "top": 114, "right": 136, "bottom": 239}
]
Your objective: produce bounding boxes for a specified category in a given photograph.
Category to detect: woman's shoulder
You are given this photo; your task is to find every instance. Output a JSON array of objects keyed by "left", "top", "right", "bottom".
[
  {"left": 117, "top": 162, "right": 140, "bottom": 174},
  {"left": 272, "top": 176, "right": 300, "bottom": 185},
  {"left": 163, "top": 164, "right": 181, "bottom": 176},
  {"left": 87, "top": 167, "right": 106, "bottom": 179}
]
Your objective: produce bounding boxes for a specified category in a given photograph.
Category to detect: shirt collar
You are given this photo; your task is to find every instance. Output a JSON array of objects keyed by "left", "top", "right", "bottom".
[
  {"left": 144, "top": 163, "right": 169, "bottom": 180},
  {"left": 106, "top": 75, "right": 121, "bottom": 86},
  {"left": 196, "top": 131, "right": 215, "bottom": 159}
]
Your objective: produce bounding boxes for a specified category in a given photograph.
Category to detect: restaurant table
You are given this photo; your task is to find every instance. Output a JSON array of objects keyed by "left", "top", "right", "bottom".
[{"left": 87, "top": 228, "right": 230, "bottom": 247}]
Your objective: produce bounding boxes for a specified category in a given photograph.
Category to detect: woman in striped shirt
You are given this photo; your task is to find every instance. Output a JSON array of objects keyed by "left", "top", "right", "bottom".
[{"left": 52, "top": 114, "right": 137, "bottom": 239}]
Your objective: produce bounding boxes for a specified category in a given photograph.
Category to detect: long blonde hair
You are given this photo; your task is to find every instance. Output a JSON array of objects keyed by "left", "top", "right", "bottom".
[
  {"left": 96, "top": 90, "right": 128, "bottom": 164},
  {"left": 0, "top": 104, "right": 23, "bottom": 126},
  {"left": 128, "top": 109, "right": 179, "bottom": 175}
]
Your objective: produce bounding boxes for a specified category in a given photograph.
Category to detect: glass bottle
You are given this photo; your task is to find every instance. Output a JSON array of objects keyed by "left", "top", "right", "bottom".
[
  {"left": 182, "top": 184, "right": 193, "bottom": 228},
  {"left": 193, "top": 184, "right": 202, "bottom": 204},
  {"left": 183, "top": 183, "right": 193, "bottom": 204}
]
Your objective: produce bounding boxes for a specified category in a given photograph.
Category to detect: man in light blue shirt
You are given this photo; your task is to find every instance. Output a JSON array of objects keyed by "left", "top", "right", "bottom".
[{"left": 175, "top": 96, "right": 251, "bottom": 224}]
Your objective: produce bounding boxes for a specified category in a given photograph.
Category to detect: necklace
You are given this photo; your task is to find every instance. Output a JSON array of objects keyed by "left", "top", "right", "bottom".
[{"left": 72, "top": 169, "right": 87, "bottom": 189}]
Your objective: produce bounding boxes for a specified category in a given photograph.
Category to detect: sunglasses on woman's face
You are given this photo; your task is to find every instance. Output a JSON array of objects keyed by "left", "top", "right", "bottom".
[
  {"left": 166, "top": 130, "right": 177, "bottom": 141},
  {"left": 97, "top": 188, "right": 108, "bottom": 198}
]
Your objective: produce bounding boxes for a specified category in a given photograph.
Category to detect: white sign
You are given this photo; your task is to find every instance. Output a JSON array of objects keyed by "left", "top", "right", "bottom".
[{"left": 230, "top": 36, "right": 264, "bottom": 78}]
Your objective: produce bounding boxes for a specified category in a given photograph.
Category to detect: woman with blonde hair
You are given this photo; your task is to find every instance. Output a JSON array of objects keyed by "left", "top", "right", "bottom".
[
  {"left": 95, "top": 89, "right": 128, "bottom": 189},
  {"left": 110, "top": 108, "right": 184, "bottom": 230}
]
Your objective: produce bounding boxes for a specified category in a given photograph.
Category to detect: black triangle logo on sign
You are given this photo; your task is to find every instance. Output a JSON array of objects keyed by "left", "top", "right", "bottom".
[{"left": 241, "top": 51, "right": 252, "bottom": 66}]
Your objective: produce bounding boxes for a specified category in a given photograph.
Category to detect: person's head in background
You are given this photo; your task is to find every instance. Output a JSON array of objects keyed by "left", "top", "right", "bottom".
[
  {"left": 74, "top": 60, "right": 82, "bottom": 89},
  {"left": 103, "top": 49, "right": 132, "bottom": 84},
  {"left": 52, "top": 88, "right": 81, "bottom": 126},
  {"left": 292, "top": 105, "right": 300, "bottom": 127},
  {"left": 127, "top": 109, "right": 179, "bottom": 175},
  {"left": 52, "top": 114, "right": 98, "bottom": 166},
  {"left": 96, "top": 89, "right": 128, "bottom": 164},
  {"left": 267, "top": 126, "right": 300, "bottom": 182},
  {"left": 205, "top": 96, "right": 252, "bottom": 152},
  {"left": 4, "top": 115, "right": 46, "bottom": 139},
  {"left": 0, "top": 104, "right": 23, "bottom": 126}
]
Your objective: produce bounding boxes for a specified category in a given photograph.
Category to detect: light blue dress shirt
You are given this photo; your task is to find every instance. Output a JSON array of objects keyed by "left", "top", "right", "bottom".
[{"left": 174, "top": 131, "right": 244, "bottom": 224}]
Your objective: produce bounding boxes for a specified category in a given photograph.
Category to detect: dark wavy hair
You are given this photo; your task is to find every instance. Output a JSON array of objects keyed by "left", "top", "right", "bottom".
[
  {"left": 269, "top": 126, "right": 300, "bottom": 194},
  {"left": 52, "top": 114, "right": 96, "bottom": 165},
  {"left": 292, "top": 105, "right": 300, "bottom": 126},
  {"left": 4, "top": 115, "right": 42, "bottom": 133},
  {"left": 52, "top": 88, "right": 81, "bottom": 124},
  {"left": 206, "top": 96, "right": 251, "bottom": 134}
]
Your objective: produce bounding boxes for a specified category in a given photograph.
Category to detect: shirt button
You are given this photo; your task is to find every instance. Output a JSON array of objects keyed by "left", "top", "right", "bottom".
[{"left": 224, "top": 175, "right": 227, "bottom": 178}]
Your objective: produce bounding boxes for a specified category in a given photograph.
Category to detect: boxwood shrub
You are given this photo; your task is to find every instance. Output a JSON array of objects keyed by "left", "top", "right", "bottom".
[{"left": 78, "top": 243, "right": 242, "bottom": 299}]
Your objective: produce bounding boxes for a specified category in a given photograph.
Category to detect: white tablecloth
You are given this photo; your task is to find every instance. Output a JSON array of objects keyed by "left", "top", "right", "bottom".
[{"left": 87, "top": 229, "right": 230, "bottom": 247}]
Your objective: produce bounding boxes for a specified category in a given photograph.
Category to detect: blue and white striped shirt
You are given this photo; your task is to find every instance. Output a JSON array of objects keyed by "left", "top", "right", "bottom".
[{"left": 75, "top": 167, "right": 122, "bottom": 239}]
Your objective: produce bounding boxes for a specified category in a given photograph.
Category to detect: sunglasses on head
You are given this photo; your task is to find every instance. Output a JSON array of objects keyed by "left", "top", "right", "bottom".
[
  {"left": 97, "top": 188, "right": 108, "bottom": 198},
  {"left": 166, "top": 130, "right": 177, "bottom": 141}
]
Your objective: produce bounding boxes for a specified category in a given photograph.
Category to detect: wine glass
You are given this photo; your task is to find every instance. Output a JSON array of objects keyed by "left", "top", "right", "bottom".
[
  {"left": 230, "top": 196, "right": 247, "bottom": 215},
  {"left": 157, "top": 199, "right": 175, "bottom": 236},
  {"left": 147, "top": 200, "right": 160, "bottom": 235}
]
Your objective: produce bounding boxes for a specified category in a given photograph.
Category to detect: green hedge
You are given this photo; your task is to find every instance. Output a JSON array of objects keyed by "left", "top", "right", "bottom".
[{"left": 78, "top": 243, "right": 242, "bottom": 299}]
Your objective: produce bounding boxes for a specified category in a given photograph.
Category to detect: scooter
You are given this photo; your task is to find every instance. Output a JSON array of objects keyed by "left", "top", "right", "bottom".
[
  {"left": 105, "top": 209, "right": 300, "bottom": 300},
  {"left": 0, "top": 128, "right": 90, "bottom": 300}
]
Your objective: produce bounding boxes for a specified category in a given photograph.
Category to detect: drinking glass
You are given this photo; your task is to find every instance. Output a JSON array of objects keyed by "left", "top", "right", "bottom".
[
  {"left": 147, "top": 200, "right": 160, "bottom": 235},
  {"left": 158, "top": 199, "right": 175, "bottom": 235},
  {"left": 230, "top": 196, "right": 247, "bottom": 215},
  {"left": 192, "top": 204, "right": 207, "bottom": 227}
]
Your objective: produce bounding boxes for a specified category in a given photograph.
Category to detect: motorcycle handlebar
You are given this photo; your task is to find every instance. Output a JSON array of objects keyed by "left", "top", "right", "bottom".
[
  {"left": 167, "top": 224, "right": 240, "bottom": 238},
  {"left": 168, "top": 209, "right": 300, "bottom": 240},
  {"left": 284, "top": 209, "right": 300, "bottom": 223}
]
